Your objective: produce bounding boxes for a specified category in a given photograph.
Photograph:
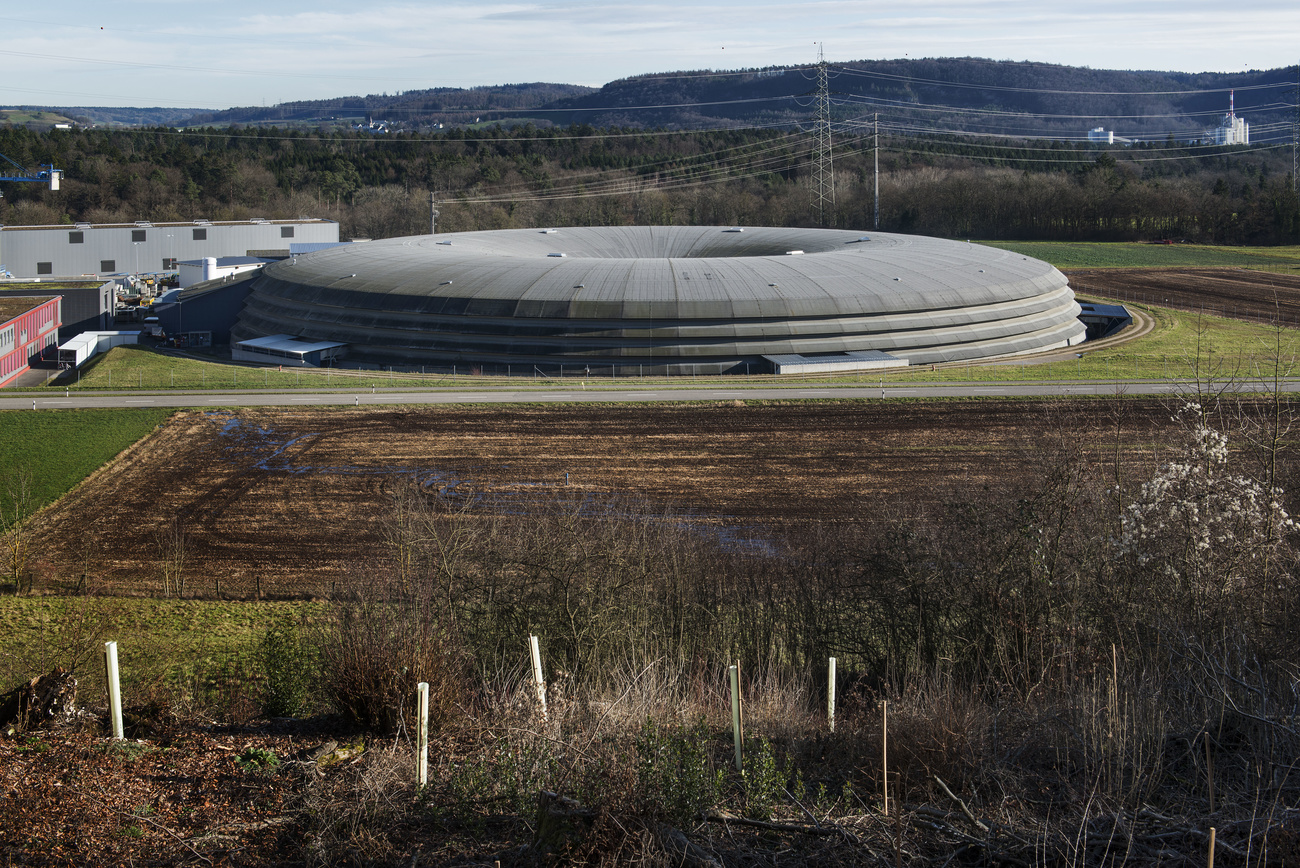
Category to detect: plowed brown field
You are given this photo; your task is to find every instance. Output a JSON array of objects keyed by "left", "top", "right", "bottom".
[
  {"left": 1065, "top": 267, "right": 1300, "bottom": 324},
  {"left": 30, "top": 400, "right": 1181, "bottom": 598}
]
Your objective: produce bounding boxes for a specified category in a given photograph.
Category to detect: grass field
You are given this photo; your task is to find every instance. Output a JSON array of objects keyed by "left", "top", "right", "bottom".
[
  {"left": 887, "top": 306, "right": 1300, "bottom": 383},
  {"left": 52, "top": 345, "right": 470, "bottom": 392},
  {"left": 0, "top": 109, "right": 78, "bottom": 127},
  {"left": 978, "top": 240, "right": 1300, "bottom": 271},
  {"left": 0, "top": 408, "right": 173, "bottom": 512},
  {"left": 0, "top": 596, "right": 322, "bottom": 702}
]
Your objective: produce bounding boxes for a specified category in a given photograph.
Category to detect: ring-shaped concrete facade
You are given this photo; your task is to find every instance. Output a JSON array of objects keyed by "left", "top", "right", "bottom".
[{"left": 232, "top": 226, "right": 1086, "bottom": 373}]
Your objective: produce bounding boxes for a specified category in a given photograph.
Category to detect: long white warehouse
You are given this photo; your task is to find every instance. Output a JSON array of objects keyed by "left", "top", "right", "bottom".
[{"left": 0, "top": 218, "right": 338, "bottom": 279}]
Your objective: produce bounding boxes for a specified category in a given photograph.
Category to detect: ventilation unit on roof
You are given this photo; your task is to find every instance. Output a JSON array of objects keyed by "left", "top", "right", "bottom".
[
  {"left": 724, "top": 227, "right": 744, "bottom": 233},
  {"left": 548, "top": 252, "right": 567, "bottom": 258},
  {"left": 785, "top": 250, "right": 804, "bottom": 255},
  {"left": 540, "top": 228, "right": 558, "bottom": 234}
]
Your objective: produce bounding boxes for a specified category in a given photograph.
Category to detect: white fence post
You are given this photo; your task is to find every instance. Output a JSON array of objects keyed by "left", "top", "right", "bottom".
[
  {"left": 529, "top": 634, "right": 547, "bottom": 720},
  {"left": 104, "top": 641, "right": 123, "bottom": 739},
  {"left": 729, "top": 663, "right": 743, "bottom": 771},
  {"left": 827, "top": 657, "right": 837, "bottom": 733},
  {"left": 415, "top": 682, "right": 429, "bottom": 787}
]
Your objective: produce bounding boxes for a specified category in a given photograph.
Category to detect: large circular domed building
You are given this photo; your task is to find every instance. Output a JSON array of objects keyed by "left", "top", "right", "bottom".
[{"left": 231, "top": 226, "right": 1086, "bottom": 374}]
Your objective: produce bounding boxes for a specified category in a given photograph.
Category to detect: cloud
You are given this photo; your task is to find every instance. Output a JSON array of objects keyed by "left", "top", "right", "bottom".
[{"left": 2, "top": 0, "right": 1297, "bottom": 107}]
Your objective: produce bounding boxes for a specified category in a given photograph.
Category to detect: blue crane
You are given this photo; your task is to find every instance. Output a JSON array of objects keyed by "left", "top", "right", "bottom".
[{"left": 0, "top": 152, "right": 62, "bottom": 190}]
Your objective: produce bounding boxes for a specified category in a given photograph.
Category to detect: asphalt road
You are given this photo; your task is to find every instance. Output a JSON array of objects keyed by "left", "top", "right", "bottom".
[{"left": 4, "top": 379, "right": 1298, "bottom": 411}]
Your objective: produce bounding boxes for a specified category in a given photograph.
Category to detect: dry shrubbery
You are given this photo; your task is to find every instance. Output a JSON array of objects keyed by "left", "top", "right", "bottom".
[{"left": 315, "top": 580, "right": 466, "bottom": 735}]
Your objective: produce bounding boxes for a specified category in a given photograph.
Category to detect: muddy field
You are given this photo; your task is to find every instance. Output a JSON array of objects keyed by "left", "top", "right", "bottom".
[
  {"left": 1066, "top": 266, "right": 1300, "bottom": 324},
  {"left": 29, "top": 400, "right": 1186, "bottom": 598}
]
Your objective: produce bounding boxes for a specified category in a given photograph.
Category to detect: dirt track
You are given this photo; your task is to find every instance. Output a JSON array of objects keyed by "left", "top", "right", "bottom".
[{"left": 30, "top": 400, "right": 1181, "bottom": 598}]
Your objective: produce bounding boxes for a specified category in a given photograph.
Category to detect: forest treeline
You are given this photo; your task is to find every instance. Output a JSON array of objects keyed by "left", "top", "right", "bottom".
[{"left": 1, "top": 123, "right": 1297, "bottom": 244}]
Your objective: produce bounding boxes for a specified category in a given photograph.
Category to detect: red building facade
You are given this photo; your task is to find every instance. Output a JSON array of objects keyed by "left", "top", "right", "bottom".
[{"left": 0, "top": 296, "right": 62, "bottom": 387}]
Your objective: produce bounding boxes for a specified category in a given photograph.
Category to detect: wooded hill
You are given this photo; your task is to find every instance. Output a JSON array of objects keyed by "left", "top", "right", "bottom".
[
  {"left": 10, "top": 58, "right": 1293, "bottom": 142},
  {"left": 180, "top": 83, "right": 596, "bottom": 131},
  {"left": 174, "top": 58, "right": 1300, "bottom": 142}
]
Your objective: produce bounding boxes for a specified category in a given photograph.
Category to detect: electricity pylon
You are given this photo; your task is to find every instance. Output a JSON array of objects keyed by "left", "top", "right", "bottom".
[{"left": 811, "top": 45, "right": 835, "bottom": 226}]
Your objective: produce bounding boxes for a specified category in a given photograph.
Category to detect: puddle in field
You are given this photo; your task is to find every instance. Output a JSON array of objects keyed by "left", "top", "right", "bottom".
[
  {"left": 207, "top": 410, "right": 486, "bottom": 497},
  {"left": 203, "top": 410, "right": 777, "bottom": 553}
]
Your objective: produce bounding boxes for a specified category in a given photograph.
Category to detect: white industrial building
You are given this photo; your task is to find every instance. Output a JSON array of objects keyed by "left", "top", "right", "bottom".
[
  {"left": 177, "top": 256, "right": 275, "bottom": 288},
  {"left": 1203, "top": 91, "right": 1249, "bottom": 146},
  {"left": 0, "top": 218, "right": 338, "bottom": 280}
]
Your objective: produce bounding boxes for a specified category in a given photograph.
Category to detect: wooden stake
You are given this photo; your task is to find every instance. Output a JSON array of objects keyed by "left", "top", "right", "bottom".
[
  {"left": 1208, "top": 826, "right": 1216, "bottom": 868},
  {"left": 529, "top": 635, "right": 547, "bottom": 720},
  {"left": 415, "top": 682, "right": 429, "bottom": 787},
  {"left": 104, "top": 641, "right": 123, "bottom": 739},
  {"left": 729, "top": 663, "right": 744, "bottom": 771},
  {"left": 882, "top": 699, "right": 889, "bottom": 815},
  {"left": 827, "top": 657, "right": 837, "bottom": 733}
]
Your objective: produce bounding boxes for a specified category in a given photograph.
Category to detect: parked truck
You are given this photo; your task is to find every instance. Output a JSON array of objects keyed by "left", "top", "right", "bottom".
[{"left": 57, "top": 334, "right": 96, "bottom": 368}]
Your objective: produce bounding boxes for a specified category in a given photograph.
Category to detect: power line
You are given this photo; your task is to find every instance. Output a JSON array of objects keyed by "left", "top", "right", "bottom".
[
  {"left": 828, "top": 64, "right": 1298, "bottom": 97},
  {"left": 11, "top": 59, "right": 1298, "bottom": 210},
  {"left": 886, "top": 140, "right": 1290, "bottom": 165},
  {"left": 831, "top": 91, "right": 1292, "bottom": 124}
]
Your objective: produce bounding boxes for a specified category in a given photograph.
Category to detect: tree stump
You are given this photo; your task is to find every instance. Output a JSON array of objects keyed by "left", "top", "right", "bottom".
[{"left": 0, "top": 668, "right": 78, "bottom": 731}]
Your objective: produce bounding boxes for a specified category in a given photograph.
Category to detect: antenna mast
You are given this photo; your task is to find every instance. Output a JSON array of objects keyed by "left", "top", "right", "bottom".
[{"left": 811, "top": 44, "right": 835, "bottom": 226}]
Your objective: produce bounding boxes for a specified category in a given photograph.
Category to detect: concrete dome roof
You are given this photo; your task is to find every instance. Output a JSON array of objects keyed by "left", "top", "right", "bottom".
[{"left": 233, "top": 226, "right": 1085, "bottom": 373}]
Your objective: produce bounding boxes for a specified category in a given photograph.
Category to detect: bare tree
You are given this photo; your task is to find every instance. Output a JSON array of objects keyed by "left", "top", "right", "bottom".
[
  {"left": 156, "top": 517, "right": 189, "bottom": 598},
  {"left": 0, "top": 469, "right": 35, "bottom": 595}
]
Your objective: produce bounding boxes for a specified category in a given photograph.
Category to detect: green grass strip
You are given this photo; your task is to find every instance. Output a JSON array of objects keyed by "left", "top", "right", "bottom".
[
  {"left": 0, "top": 408, "right": 173, "bottom": 512},
  {"left": 0, "top": 596, "right": 325, "bottom": 698}
]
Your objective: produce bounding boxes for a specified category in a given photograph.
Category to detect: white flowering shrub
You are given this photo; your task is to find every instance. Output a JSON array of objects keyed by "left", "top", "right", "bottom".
[{"left": 1117, "top": 403, "right": 1295, "bottom": 601}]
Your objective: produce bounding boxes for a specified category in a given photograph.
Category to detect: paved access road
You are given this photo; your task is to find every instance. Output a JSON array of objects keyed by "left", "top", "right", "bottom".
[{"left": 4, "top": 379, "right": 1298, "bottom": 411}]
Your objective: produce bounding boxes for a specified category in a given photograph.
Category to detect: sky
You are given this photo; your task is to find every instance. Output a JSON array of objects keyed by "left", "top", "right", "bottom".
[{"left": 2, "top": 1, "right": 1298, "bottom": 110}]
